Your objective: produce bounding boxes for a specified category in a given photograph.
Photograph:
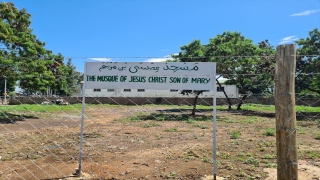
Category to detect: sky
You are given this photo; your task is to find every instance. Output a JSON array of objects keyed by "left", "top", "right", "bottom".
[{"left": 7, "top": 0, "right": 320, "bottom": 72}]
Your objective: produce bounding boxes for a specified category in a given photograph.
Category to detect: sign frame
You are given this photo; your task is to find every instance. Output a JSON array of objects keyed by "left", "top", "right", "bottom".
[{"left": 84, "top": 62, "right": 216, "bottom": 90}]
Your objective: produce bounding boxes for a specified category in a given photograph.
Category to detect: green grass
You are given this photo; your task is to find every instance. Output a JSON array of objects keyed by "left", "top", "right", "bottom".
[
  {"left": 263, "top": 154, "right": 276, "bottom": 159},
  {"left": 1, "top": 103, "right": 320, "bottom": 113},
  {"left": 240, "top": 104, "right": 276, "bottom": 112},
  {"left": 218, "top": 152, "right": 231, "bottom": 159},
  {"left": 230, "top": 131, "right": 241, "bottom": 139},
  {"left": 0, "top": 104, "right": 117, "bottom": 113},
  {"left": 164, "top": 128, "right": 178, "bottom": 132},
  {"left": 297, "top": 126, "right": 307, "bottom": 134},
  {"left": 245, "top": 157, "right": 260, "bottom": 166},
  {"left": 143, "top": 122, "right": 161, "bottom": 128},
  {"left": 300, "top": 150, "right": 320, "bottom": 159},
  {"left": 258, "top": 141, "right": 276, "bottom": 148},
  {"left": 232, "top": 103, "right": 320, "bottom": 113},
  {"left": 193, "top": 123, "right": 208, "bottom": 129},
  {"left": 263, "top": 128, "right": 276, "bottom": 136},
  {"left": 202, "top": 156, "right": 211, "bottom": 163},
  {"left": 296, "top": 106, "right": 320, "bottom": 113},
  {"left": 241, "top": 116, "right": 257, "bottom": 124}
]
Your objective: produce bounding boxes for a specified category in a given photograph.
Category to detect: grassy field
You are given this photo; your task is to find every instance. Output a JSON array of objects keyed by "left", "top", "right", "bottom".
[{"left": 1, "top": 103, "right": 320, "bottom": 113}]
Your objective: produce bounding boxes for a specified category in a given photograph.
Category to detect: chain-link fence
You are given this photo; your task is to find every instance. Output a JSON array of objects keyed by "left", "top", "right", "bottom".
[
  {"left": 1, "top": 47, "right": 320, "bottom": 179},
  {"left": 1, "top": 92, "right": 319, "bottom": 180}
]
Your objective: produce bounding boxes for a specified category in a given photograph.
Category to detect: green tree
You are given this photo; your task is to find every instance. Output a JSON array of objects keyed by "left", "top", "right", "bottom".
[
  {"left": 0, "top": 55, "right": 17, "bottom": 94},
  {"left": 295, "top": 28, "right": 320, "bottom": 96},
  {"left": 173, "top": 31, "right": 276, "bottom": 111},
  {"left": 171, "top": 40, "right": 230, "bottom": 115},
  {"left": 0, "top": 2, "right": 64, "bottom": 95},
  {"left": 54, "top": 58, "right": 82, "bottom": 96}
]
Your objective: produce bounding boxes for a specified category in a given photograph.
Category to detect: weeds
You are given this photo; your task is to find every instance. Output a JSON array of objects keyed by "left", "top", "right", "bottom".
[
  {"left": 263, "top": 128, "right": 275, "bottom": 136},
  {"left": 179, "top": 150, "right": 199, "bottom": 161},
  {"left": 219, "top": 152, "right": 231, "bottom": 159},
  {"left": 164, "top": 128, "right": 178, "bottom": 132},
  {"left": 202, "top": 156, "right": 211, "bottom": 163},
  {"left": 305, "top": 150, "right": 320, "bottom": 159},
  {"left": 193, "top": 123, "right": 208, "bottom": 129},
  {"left": 245, "top": 157, "right": 260, "bottom": 166},
  {"left": 143, "top": 122, "right": 160, "bottom": 128},
  {"left": 297, "top": 126, "right": 306, "bottom": 134},
  {"left": 263, "top": 154, "right": 275, "bottom": 159},
  {"left": 258, "top": 141, "right": 276, "bottom": 148},
  {"left": 155, "top": 134, "right": 162, "bottom": 140},
  {"left": 230, "top": 131, "right": 241, "bottom": 139}
]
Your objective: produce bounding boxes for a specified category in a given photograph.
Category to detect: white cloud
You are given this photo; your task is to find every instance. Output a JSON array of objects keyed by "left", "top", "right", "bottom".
[
  {"left": 89, "top": 58, "right": 112, "bottom": 62},
  {"left": 144, "top": 55, "right": 176, "bottom": 62},
  {"left": 279, "top": 36, "right": 299, "bottom": 45},
  {"left": 290, "top": 9, "right": 320, "bottom": 16},
  {"left": 144, "top": 58, "right": 169, "bottom": 62}
]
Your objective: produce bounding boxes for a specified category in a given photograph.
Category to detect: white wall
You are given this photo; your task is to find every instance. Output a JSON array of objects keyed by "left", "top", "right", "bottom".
[{"left": 72, "top": 84, "right": 238, "bottom": 98}]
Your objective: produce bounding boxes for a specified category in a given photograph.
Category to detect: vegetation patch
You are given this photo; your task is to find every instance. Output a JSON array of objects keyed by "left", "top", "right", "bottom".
[
  {"left": 263, "top": 127, "right": 276, "bottom": 136},
  {"left": 143, "top": 121, "right": 161, "bottom": 128},
  {"left": 230, "top": 131, "right": 241, "bottom": 139}
]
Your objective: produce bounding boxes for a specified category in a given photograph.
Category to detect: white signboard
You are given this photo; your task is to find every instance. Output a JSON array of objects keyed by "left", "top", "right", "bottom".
[{"left": 84, "top": 62, "right": 216, "bottom": 90}]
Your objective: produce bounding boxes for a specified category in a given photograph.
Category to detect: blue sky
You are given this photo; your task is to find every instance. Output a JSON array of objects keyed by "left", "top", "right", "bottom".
[{"left": 9, "top": 0, "right": 320, "bottom": 72}]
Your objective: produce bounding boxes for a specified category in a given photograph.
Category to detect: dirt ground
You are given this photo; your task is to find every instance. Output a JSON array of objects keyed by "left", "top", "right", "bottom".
[{"left": 0, "top": 105, "right": 319, "bottom": 180}]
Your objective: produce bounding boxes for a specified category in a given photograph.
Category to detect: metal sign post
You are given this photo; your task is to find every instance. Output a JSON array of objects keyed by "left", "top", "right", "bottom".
[
  {"left": 213, "top": 78, "right": 217, "bottom": 180},
  {"left": 76, "top": 68, "right": 87, "bottom": 176}
]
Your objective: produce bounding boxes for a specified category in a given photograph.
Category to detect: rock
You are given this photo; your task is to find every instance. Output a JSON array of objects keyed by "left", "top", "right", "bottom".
[
  {"left": 201, "top": 175, "right": 226, "bottom": 180},
  {"left": 314, "top": 162, "right": 320, "bottom": 167},
  {"left": 108, "top": 146, "right": 118, "bottom": 149},
  {"left": 118, "top": 147, "right": 127, "bottom": 150}
]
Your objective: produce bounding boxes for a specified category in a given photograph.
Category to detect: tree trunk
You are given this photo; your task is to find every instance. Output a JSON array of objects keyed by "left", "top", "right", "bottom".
[
  {"left": 191, "top": 92, "right": 201, "bottom": 116},
  {"left": 216, "top": 77, "right": 232, "bottom": 110},
  {"left": 236, "top": 94, "right": 248, "bottom": 110}
]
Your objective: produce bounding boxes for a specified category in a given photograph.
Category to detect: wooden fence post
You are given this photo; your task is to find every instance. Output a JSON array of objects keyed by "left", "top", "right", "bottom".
[{"left": 275, "top": 44, "right": 298, "bottom": 179}]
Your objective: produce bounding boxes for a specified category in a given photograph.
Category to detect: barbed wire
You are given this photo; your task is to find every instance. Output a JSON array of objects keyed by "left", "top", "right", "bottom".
[
  {"left": 0, "top": 54, "right": 319, "bottom": 60},
  {"left": 65, "top": 55, "right": 319, "bottom": 59},
  {"left": 1, "top": 72, "right": 320, "bottom": 80}
]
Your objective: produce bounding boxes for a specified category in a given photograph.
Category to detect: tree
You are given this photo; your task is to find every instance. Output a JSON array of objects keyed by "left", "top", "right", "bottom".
[
  {"left": 0, "top": 55, "right": 17, "bottom": 94},
  {"left": 0, "top": 2, "right": 64, "bottom": 95},
  {"left": 295, "top": 28, "right": 320, "bottom": 96},
  {"left": 171, "top": 40, "right": 231, "bottom": 115},
  {"left": 53, "top": 58, "right": 82, "bottom": 96},
  {"left": 173, "top": 31, "right": 276, "bottom": 111},
  {"left": 66, "top": 58, "right": 83, "bottom": 95}
]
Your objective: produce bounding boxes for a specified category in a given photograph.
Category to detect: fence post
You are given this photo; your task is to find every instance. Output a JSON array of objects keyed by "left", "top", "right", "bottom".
[{"left": 275, "top": 44, "right": 298, "bottom": 179}]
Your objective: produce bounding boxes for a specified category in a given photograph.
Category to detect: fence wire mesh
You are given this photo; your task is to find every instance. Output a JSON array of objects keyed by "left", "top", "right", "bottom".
[{"left": 0, "top": 89, "right": 319, "bottom": 180}]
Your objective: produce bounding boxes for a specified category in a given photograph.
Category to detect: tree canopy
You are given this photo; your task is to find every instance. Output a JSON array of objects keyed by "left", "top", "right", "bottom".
[
  {"left": 295, "top": 28, "right": 320, "bottom": 96},
  {"left": 173, "top": 31, "right": 276, "bottom": 110},
  {"left": 0, "top": 2, "right": 81, "bottom": 96}
]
